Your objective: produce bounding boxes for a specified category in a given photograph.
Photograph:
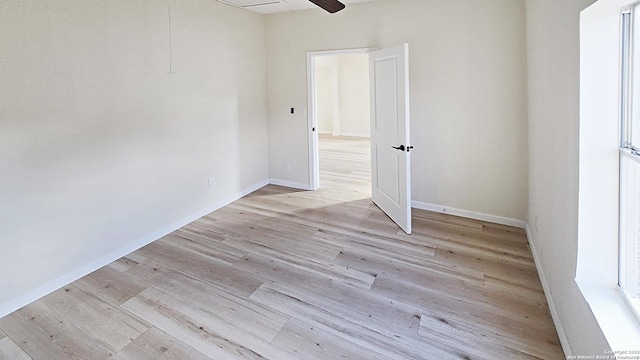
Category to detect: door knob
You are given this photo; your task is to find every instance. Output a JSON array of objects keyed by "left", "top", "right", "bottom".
[{"left": 391, "top": 145, "right": 414, "bottom": 152}]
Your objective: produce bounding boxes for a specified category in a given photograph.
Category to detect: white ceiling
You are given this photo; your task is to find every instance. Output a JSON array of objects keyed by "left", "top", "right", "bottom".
[{"left": 218, "top": 0, "right": 375, "bottom": 14}]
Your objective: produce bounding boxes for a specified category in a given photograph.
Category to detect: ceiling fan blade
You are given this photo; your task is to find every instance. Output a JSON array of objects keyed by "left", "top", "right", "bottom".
[{"left": 308, "top": 0, "right": 345, "bottom": 13}]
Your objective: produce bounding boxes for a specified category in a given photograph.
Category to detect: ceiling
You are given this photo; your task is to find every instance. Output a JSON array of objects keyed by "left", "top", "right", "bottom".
[{"left": 218, "top": 0, "right": 375, "bottom": 14}]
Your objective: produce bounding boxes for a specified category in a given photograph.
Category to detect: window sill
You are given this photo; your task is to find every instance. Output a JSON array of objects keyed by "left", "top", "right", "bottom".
[{"left": 577, "top": 281, "right": 640, "bottom": 352}]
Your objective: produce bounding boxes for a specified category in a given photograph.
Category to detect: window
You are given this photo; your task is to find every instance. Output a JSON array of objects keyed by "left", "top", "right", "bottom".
[{"left": 619, "top": 5, "right": 640, "bottom": 320}]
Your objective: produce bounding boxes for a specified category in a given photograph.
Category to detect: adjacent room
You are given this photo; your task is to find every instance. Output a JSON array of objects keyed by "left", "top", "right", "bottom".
[
  {"left": 312, "top": 50, "right": 371, "bottom": 194},
  {"left": 1, "top": 0, "right": 639, "bottom": 358}
]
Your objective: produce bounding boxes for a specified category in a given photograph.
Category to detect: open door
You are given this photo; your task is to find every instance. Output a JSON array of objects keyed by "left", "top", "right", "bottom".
[{"left": 369, "top": 44, "right": 412, "bottom": 234}]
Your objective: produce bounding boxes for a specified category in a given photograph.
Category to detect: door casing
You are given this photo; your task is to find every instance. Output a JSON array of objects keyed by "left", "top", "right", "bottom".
[{"left": 306, "top": 47, "right": 376, "bottom": 191}]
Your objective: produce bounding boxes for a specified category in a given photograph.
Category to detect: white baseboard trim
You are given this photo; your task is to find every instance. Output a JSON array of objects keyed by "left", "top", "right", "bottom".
[
  {"left": 319, "top": 131, "right": 370, "bottom": 138},
  {"left": 334, "top": 132, "right": 370, "bottom": 138},
  {"left": 269, "top": 179, "right": 314, "bottom": 191},
  {"left": 411, "top": 201, "right": 526, "bottom": 228},
  {"left": 0, "top": 179, "right": 269, "bottom": 319},
  {"left": 525, "top": 223, "right": 573, "bottom": 357}
]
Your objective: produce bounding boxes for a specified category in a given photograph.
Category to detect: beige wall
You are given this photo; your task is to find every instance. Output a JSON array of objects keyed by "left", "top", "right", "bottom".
[
  {"left": 525, "top": 0, "right": 610, "bottom": 355},
  {"left": 266, "top": 0, "right": 528, "bottom": 222},
  {"left": 0, "top": 0, "right": 268, "bottom": 313}
]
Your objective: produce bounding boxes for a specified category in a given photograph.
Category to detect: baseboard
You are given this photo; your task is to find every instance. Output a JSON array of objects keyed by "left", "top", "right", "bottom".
[
  {"left": 525, "top": 223, "right": 573, "bottom": 357},
  {"left": 319, "top": 132, "right": 370, "bottom": 138},
  {"left": 269, "top": 178, "right": 314, "bottom": 191},
  {"left": 411, "top": 201, "right": 526, "bottom": 228},
  {"left": 0, "top": 179, "right": 269, "bottom": 319},
  {"left": 334, "top": 132, "right": 370, "bottom": 138}
]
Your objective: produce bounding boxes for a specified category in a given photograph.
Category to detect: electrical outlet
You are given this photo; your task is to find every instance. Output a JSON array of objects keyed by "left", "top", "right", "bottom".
[
  {"left": 300, "top": 108, "right": 306, "bottom": 117},
  {"left": 284, "top": 163, "right": 291, "bottom": 171},
  {"left": 208, "top": 177, "right": 216, "bottom": 189}
]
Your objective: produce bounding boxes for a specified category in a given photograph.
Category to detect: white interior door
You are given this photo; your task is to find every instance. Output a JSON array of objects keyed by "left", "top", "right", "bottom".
[{"left": 369, "top": 44, "right": 412, "bottom": 234}]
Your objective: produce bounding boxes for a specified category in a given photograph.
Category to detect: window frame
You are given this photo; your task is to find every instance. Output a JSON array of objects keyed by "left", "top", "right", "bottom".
[{"left": 618, "top": 4, "right": 640, "bottom": 322}]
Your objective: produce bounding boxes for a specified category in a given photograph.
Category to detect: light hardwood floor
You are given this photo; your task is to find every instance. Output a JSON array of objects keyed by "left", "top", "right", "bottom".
[{"left": 0, "top": 135, "right": 564, "bottom": 359}]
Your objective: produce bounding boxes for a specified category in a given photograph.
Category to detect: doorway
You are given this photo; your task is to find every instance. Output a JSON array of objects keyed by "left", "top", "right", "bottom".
[
  {"left": 307, "top": 45, "right": 412, "bottom": 234},
  {"left": 307, "top": 48, "right": 374, "bottom": 191}
]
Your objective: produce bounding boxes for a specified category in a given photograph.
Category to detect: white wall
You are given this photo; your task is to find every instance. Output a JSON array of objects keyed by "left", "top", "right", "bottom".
[
  {"left": 578, "top": 0, "right": 640, "bottom": 351},
  {"left": 0, "top": 0, "right": 268, "bottom": 316},
  {"left": 315, "top": 54, "right": 369, "bottom": 137},
  {"left": 337, "top": 54, "right": 370, "bottom": 137},
  {"left": 525, "top": 0, "right": 611, "bottom": 355},
  {"left": 316, "top": 65, "right": 337, "bottom": 134},
  {"left": 314, "top": 55, "right": 339, "bottom": 135},
  {"left": 266, "top": 0, "right": 529, "bottom": 222}
]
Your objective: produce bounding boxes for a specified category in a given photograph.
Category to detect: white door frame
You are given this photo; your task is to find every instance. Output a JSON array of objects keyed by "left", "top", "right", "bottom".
[{"left": 306, "top": 47, "right": 376, "bottom": 190}]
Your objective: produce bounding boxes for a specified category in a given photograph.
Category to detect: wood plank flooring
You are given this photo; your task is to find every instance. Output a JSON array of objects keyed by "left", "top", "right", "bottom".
[{"left": 0, "top": 135, "right": 564, "bottom": 359}]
